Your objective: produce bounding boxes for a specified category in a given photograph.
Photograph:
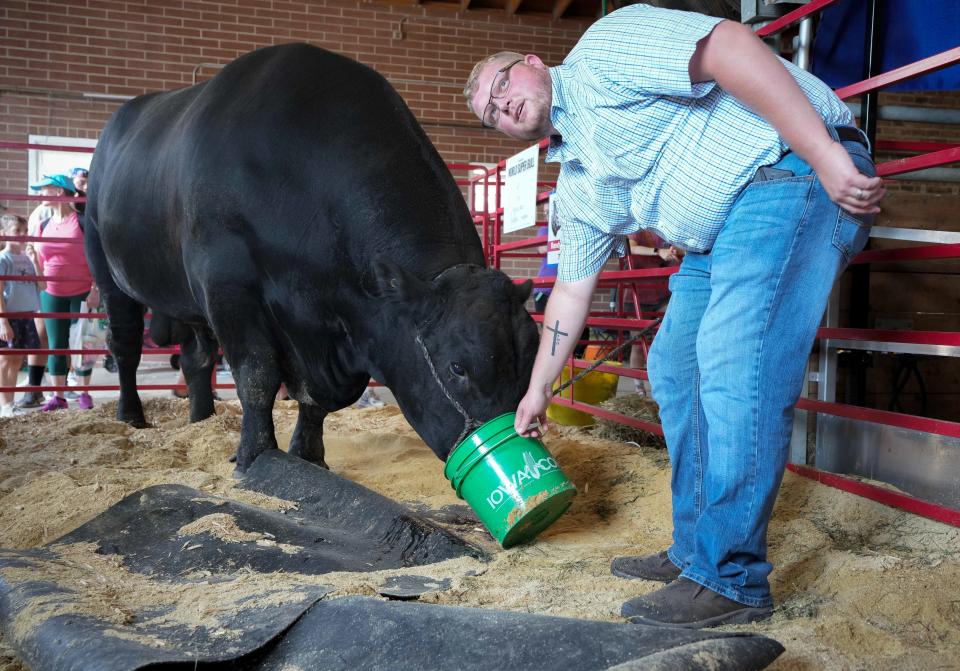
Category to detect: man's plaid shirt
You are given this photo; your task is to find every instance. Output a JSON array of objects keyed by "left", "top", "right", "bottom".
[{"left": 546, "top": 4, "right": 853, "bottom": 282}]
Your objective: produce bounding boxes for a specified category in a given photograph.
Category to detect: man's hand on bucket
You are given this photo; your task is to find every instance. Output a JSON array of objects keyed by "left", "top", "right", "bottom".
[{"left": 515, "top": 386, "right": 551, "bottom": 438}]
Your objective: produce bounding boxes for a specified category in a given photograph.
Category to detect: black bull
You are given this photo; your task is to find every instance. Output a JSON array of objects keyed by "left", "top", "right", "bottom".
[{"left": 85, "top": 43, "right": 539, "bottom": 472}]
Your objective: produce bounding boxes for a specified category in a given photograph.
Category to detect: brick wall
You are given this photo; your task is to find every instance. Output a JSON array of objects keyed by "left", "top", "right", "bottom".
[
  {"left": 0, "top": 0, "right": 590, "bottom": 309},
  {"left": 0, "top": 0, "right": 588, "bottom": 206},
  {"left": 4, "top": 4, "right": 956, "bottom": 249},
  {"left": 863, "top": 90, "right": 960, "bottom": 197}
]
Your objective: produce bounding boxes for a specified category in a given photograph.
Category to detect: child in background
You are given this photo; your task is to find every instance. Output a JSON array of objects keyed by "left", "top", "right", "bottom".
[{"left": 0, "top": 214, "right": 43, "bottom": 417}]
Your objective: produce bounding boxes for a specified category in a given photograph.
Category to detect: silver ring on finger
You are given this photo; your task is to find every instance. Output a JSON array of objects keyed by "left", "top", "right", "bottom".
[{"left": 856, "top": 187, "right": 864, "bottom": 200}]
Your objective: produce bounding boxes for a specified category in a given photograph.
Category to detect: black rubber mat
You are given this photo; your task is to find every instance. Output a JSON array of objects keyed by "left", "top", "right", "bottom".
[
  {"left": 236, "top": 450, "right": 487, "bottom": 566},
  {"left": 0, "top": 544, "right": 332, "bottom": 671},
  {"left": 243, "top": 596, "right": 785, "bottom": 671},
  {"left": 0, "top": 449, "right": 784, "bottom": 670}
]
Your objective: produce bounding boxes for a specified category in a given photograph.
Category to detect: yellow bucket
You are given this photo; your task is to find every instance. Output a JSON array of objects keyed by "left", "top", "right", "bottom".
[{"left": 547, "top": 360, "right": 621, "bottom": 426}]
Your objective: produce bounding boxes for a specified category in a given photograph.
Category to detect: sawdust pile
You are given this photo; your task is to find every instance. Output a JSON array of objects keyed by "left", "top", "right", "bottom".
[{"left": 1, "top": 399, "right": 958, "bottom": 670}]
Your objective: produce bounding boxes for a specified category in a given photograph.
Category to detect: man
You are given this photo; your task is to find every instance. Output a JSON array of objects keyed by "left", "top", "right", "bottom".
[
  {"left": 464, "top": 5, "right": 883, "bottom": 628},
  {"left": 71, "top": 167, "right": 88, "bottom": 192},
  {"left": 71, "top": 167, "right": 88, "bottom": 215}
]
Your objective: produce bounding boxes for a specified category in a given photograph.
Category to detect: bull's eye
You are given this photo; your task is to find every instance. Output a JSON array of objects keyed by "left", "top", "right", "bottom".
[{"left": 449, "top": 362, "right": 466, "bottom": 377}]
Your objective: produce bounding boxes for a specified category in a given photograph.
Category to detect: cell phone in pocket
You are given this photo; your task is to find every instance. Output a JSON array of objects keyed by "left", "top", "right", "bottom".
[{"left": 752, "top": 166, "right": 794, "bottom": 183}]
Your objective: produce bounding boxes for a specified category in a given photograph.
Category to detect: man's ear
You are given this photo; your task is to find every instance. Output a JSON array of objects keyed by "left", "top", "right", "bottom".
[
  {"left": 525, "top": 54, "right": 547, "bottom": 70},
  {"left": 369, "top": 257, "right": 427, "bottom": 303}
]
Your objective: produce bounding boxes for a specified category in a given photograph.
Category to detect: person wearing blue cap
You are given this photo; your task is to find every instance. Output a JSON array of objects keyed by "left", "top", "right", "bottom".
[
  {"left": 23, "top": 175, "right": 99, "bottom": 412},
  {"left": 26, "top": 175, "right": 78, "bottom": 232},
  {"left": 70, "top": 168, "right": 88, "bottom": 190}
]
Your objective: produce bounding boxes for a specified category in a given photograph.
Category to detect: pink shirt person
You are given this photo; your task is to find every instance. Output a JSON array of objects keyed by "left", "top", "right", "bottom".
[{"left": 36, "top": 211, "right": 92, "bottom": 297}]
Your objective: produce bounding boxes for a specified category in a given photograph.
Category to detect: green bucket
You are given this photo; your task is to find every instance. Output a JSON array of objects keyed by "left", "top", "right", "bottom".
[{"left": 444, "top": 412, "right": 577, "bottom": 548}]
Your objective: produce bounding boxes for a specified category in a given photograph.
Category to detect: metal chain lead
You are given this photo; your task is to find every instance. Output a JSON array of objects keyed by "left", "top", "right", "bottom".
[{"left": 415, "top": 330, "right": 482, "bottom": 451}]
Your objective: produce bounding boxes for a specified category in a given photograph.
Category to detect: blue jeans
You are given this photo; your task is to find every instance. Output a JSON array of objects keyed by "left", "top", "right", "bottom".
[{"left": 647, "top": 129, "right": 875, "bottom": 607}]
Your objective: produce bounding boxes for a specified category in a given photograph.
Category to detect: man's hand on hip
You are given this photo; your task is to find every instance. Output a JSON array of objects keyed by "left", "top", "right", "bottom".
[
  {"left": 811, "top": 141, "right": 885, "bottom": 215},
  {"left": 692, "top": 20, "right": 885, "bottom": 217}
]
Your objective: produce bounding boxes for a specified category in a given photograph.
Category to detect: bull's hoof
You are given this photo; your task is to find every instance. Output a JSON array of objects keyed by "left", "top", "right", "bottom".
[
  {"left": 288, "top": 452, "right": 329, "bottom": 470},
  {"left": 119, "top": 415, "right": 150, "bottom": 429},
  {"left": 233, "top": 445, "right": 279, "bottom": 474},
  {"left": 231, "top": 453, "right": 251, "bottom": 478},
  {"left": 288, "top": 444, "right": 328, "bottom": 469},
  {"left": 232, "top": 453, "right": 256, "bottom": 474}
]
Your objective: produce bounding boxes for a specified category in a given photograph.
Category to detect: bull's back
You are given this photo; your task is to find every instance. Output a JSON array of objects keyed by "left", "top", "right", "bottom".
[
  {"left": 174, "top": 43, "right": 483, "bottom": 281},
  {"left": 89, "top": 44, "right": 481, "bottom": 318}
]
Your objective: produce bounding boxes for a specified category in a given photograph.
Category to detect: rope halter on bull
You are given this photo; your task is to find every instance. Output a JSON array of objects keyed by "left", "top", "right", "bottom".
[
  {"left": 410, "top": 264, "right": 487, "bottom": 455},
  {"left": 414, "top": 330, "right": 483, "bottom": 454}
]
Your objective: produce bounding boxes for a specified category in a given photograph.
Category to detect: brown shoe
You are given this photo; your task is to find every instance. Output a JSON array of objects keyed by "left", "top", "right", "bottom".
[
  {"left": 621, "top": 577, "right": 772, "bottom": 628},
  {"left": 611, "top": 550, "right": 682, "bottom": 583}
]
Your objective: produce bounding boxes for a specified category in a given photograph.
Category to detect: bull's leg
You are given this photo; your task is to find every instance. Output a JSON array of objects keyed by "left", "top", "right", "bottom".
[
  {"left": 181, "top": 326, "right": 218, "bottom": 422},
  {"left": 109, "top": 297, "right": 149, "bottom": 427},
  {"left": 210, "top": 324, "right": 283, "bottom": 473},
  {"left": 288, "top": 403, "right": 329, "bottom": 468},
  {"left": 197, "top": 260, "right": 283, "bottom": 472},
  {"left": 85, "top": 224, "right": 148, "bottom": 427},
  {"left": 233, "top": 354, "right": 282, "bottom": 472}
]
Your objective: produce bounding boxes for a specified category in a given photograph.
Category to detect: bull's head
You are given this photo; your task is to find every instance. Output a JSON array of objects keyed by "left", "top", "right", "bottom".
[{"left": 366, "top": 259, "right": 539, "bottom": 460}]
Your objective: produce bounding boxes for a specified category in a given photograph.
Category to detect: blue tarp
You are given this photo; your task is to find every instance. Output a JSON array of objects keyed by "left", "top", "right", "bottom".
[{"left": 811, "top": 0, "right": 960, "bottom": 91}]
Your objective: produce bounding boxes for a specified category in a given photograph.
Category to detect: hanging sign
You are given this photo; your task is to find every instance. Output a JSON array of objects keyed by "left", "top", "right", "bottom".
[{"left": 502, "top": 144, "right": 539, "bottom": 233}]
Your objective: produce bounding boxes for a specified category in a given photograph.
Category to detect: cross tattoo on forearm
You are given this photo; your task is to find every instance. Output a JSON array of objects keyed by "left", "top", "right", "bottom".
[{"left": 545, "top": 320, "right": 568, "bottom": 356}]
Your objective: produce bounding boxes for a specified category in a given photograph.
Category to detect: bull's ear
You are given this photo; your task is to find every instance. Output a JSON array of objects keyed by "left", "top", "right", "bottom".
[
  {"left": 513, "top": 279, "right": 533, "bottom": 303},
  {"left": 369, "top": 257, "right": 427, "bottom": 302}
]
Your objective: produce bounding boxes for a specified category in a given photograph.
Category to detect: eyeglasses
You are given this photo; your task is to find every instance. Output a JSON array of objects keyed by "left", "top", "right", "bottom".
[{"left": 482, "top": 59, "right": 523, "bottom": 129}]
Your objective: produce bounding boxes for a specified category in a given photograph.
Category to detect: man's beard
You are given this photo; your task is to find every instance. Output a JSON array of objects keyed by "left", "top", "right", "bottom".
[
  {"left": 516, "top": 76, "right": 553, "bottom": 140},
  {"left": 516, "top": 104, "right": 551, "bottom": 140}
]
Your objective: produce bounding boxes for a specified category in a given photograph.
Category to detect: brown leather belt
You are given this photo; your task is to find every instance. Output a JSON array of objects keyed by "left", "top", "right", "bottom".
[{"left": 834, "top": 125, "right": 869, "bottom": 148}]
